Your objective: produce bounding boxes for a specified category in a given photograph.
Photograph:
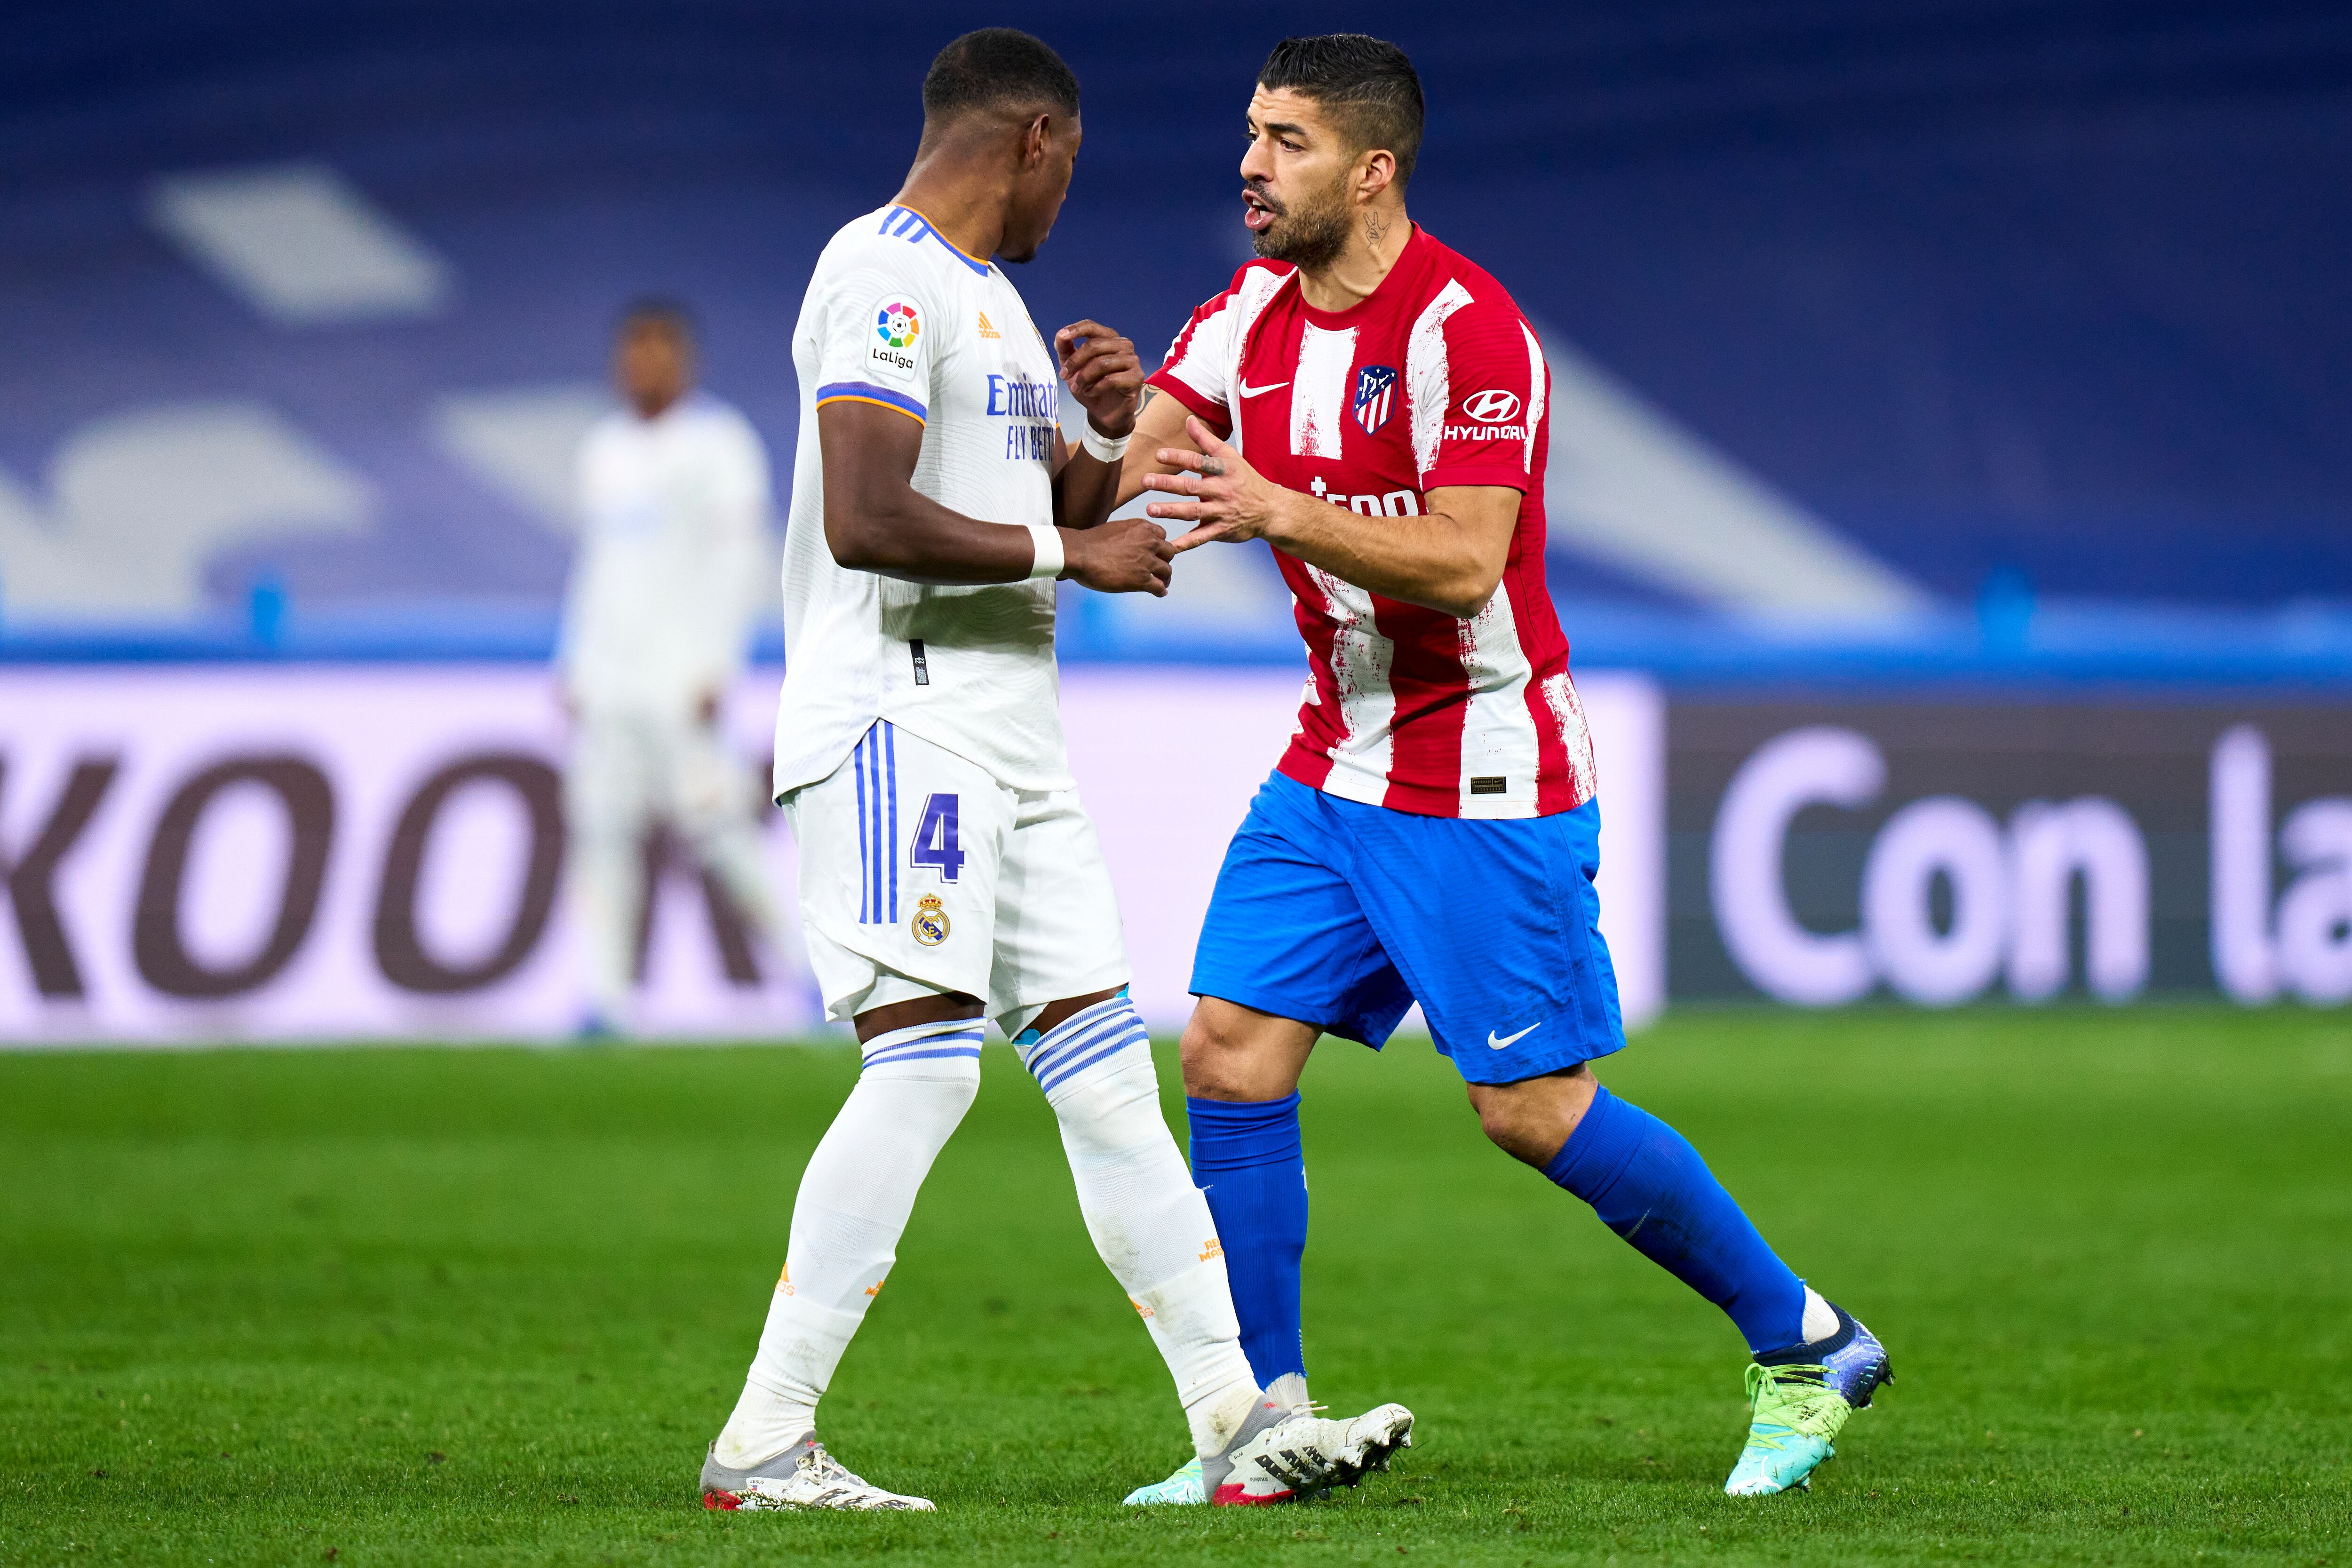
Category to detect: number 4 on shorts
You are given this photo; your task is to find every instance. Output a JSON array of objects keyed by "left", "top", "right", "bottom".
[{"left": 911, "top": 792, "right": 965, "bottom": 881}]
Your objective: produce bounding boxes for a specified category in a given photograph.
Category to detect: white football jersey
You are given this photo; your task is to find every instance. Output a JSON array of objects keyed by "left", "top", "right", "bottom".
[
  {"left": 558, "top": 393, "right": 771, "bottom": 715},
  {"left": 772, "top": 204, "right": 1070, "bottom": 801}
]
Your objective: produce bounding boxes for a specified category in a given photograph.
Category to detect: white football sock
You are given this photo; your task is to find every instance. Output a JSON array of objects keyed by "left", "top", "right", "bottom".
[
  {"left": 714, "top": 1015, "right": 983, "bottom": 1468},
  {"left": 1266, "top": 1371, "right": 1311, "bottom": 1411},
  {"left": 1021, "top": 996, "right": 1263, "bottom": 1458},
  {"left": 569, "top": 828, "right": 640, "bottom": 1023},
  {"left": 1800, "top": 1286, "right": 1838, "bottom": 1345}
]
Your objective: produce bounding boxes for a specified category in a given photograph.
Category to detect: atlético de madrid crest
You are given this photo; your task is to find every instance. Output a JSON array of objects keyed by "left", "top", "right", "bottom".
[{"left": 1352, "top": 364, "right": 1398, "bottom": 435}]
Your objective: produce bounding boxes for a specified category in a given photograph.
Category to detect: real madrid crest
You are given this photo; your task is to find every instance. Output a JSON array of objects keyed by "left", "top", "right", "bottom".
[{"left": 910, "top": 893, "right": 950, "bottom": 946}]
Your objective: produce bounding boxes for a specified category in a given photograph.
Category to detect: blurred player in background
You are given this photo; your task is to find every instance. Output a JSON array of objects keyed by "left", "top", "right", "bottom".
[
  {"left": 557, "top": 301, "right": 784, "bottom": 1036},
  {"left": 1115, "top": 34, "right": 1892, "bottom": 1503},
  {"left": 696, "top": 29, "right": 1411, "bottom": 1513}
]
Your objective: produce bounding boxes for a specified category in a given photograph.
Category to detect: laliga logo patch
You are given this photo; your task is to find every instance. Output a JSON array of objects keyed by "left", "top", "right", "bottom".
[
  {"left": 910, "top": 893, "right": 951, "bottom": 946},
  {"left": 1352, "top": 364, "right": 1397, "bottom": 434},
  {"left": 875, "top": 299, "right": 921, "bottom": 348},
  {"left": 870, "top": 298, "right": 922, "bottom": 374},
  {"left": 1462, "top": 388, "right": 1521, "bottom": 423}
]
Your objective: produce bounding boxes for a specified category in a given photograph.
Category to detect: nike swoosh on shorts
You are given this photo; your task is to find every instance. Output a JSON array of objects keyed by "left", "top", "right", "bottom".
[{"left": 1487, "top": 1022, "right": 1542, "bottom": 1050}]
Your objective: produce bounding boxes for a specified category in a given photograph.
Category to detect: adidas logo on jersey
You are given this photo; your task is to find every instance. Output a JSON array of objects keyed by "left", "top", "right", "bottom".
[{"left": 977, "top": 311, "right": 1001, "bottom": 339}]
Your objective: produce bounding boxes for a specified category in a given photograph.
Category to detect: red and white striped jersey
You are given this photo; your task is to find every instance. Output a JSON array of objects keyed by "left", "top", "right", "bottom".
[{"left": 1147, "top": 225, "right": 1594, "bottom": 819}]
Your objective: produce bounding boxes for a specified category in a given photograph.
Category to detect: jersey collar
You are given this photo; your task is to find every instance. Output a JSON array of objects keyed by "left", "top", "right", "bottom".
[
  {"left": 1294, "top": 223, "right": 1434, "bottom": 330},
  {"left": 885, "top": 203, "right": 994, "bottom": 276}
]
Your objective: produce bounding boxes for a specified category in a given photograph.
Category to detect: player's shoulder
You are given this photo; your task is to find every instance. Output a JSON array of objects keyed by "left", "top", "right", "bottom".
[
  {"left": 579, "top": 405, "right": 635, "bottom": 453},
  {"left": 1200, "top": 257, "right": 1295, "bottom": 312},
  {"left": 820, "top": 203, "right": 988, "bottom": 290},
  {"left": 1412, "top": 230, "right": 1532, "bottom": 329},
  {"left": 813, "top": 206, "right": 924, "bottom": 280},
  {"left": 1403, "top": 233, "right": 1540, "bottom": 374}
]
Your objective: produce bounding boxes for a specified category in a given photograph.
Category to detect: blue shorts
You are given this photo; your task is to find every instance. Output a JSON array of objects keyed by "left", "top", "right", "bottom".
[{"left": 1190, "top": 771, "right": 1626, "bottom": 1085}]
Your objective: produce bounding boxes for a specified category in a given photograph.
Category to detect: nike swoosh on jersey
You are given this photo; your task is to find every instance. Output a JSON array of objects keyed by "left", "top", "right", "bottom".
[
  {"left": 1487, "top": 1022, "right": 1542, "bottom": 1050},
  {"left": 1237, "top": 380, "right": 1289, "bottom": 398}
]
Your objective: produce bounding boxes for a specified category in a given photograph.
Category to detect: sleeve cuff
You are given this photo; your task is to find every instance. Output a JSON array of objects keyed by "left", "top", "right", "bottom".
[
  {"left": 816, "top": 382, "right": 926, "bottom": 424},
  {"left": 1144, "top": 371, "right": 1231, "bottom": 433},
  {"left": 1421, "top": 464, "right": 1531, "bottom": 494}
]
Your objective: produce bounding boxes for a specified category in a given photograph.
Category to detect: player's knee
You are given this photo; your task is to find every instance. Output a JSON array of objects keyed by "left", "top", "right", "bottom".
[
  {"left": 1468, "top": 1079, "right": 1577, "bottom": 1168},
  {"left": 861, "top": 1049, "right": 981, "bottom": 1107},
  {"left": 1043, "top": 1046, "right": 1159, "bottom": 1149},
  {"left": 1178, "top": 1009, "right": 1256, "bottom": 1100},
  {"left": 1469, "top": 1090, "right": 1529, "bottom": 1159}
]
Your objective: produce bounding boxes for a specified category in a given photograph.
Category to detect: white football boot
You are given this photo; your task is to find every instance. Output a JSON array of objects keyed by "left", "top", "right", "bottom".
[
  {"left": 699, "top": 1438, "right": 935, "bottom": 1512},
  {"left": 1124, "top": 1371, "right": 1311, "bottom": 1506},
  {"left": 1203, "top": 1397, "right": 1416, "bottom": 1506}
]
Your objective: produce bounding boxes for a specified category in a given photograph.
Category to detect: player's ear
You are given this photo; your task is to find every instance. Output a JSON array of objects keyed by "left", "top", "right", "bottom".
[
  {"left": 1357, "top": 148, "right": 1397, "bottom": 204},
  {"left": 1019, "top": 112, "right": 1051, "bottom": 169}
]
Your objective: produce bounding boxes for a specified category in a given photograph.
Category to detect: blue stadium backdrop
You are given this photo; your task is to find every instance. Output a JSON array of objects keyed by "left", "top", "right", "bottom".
[{"left": 1, "top": 1, "right": 2347, "bottom": 1038}]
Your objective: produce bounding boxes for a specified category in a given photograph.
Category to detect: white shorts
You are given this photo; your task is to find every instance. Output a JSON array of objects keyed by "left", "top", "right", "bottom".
[
  {"left": 566, "top": 705, "right": 762, "bottom": 846},
  {"left": 784, "top": 719, "right": 1128, "bottom": 1029}
]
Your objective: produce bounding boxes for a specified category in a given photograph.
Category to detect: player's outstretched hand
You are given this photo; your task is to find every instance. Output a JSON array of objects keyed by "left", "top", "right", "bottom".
[
  {"left": 1063, "top": 514, "right": 1176, "bottom": 597},
  {"left": 1054, "top": 320, "right": 1144, "bottom": 439},
  {"left": 1143, "top": 418, "right": 1282, "bottom": 550}
]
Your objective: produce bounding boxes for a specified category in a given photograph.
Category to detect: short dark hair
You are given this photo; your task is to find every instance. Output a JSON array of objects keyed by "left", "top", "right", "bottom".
[
  {"left": 1258, "top": 34, "right": 1424, "bottom": 188},
  {"left": 922, "top": 28, "right": 1079, "bottom": 124},
  {"left": 617, "top": 297, "right": 695, "bottom": 343}
]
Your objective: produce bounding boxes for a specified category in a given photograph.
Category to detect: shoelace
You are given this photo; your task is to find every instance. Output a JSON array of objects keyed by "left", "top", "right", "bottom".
[
  {"left": 1743, "top": 1362, "right": 1841, "bottom": 1448},
  {"left": 797, "top": 1442, "right": 869, "bottom": 1489}
]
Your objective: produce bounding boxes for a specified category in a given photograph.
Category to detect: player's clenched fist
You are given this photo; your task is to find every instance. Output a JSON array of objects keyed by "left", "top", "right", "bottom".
[
  {"left": 1063, "top": 514, "right": 1176, "bottom": 597},
  {"left": 1053, "top": 319, "right": 1144, "bottom": 438},
  {"left": 1142, "top": 417, "right": 1285, "bottom": 550}
]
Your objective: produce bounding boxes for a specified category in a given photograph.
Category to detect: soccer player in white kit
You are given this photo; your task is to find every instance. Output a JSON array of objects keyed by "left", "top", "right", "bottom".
[
  {"left": 696, "top": 30, "right": 1412, "bottom": 1513},
  {"left": 557, "top": 303, "right": 785, "bottom": 1035}
]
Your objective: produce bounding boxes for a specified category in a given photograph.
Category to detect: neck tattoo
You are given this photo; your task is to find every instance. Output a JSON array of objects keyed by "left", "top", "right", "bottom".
[{"left": 1363, "top": 209, "right": 1390, "bottom": 248}]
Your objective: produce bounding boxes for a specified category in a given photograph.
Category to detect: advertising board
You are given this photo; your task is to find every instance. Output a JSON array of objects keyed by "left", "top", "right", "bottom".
[{"left": 0, "top": 666, "right": 1664, "bottom": 1042}]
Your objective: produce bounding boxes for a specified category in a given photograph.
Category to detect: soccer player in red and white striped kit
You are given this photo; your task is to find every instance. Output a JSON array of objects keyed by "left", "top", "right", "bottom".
[{"left": 1113, "top": 34, "right": 1893, "bottom": 1502}]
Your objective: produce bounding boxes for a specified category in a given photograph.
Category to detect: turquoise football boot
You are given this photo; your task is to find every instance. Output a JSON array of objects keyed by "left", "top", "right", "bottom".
[
  {"left": 1724, "top": 1302, "right": 1892, "bottom": 1496},
  {"left": 1122, "top": 1456, "right": 1203, "bottom": 1506}
]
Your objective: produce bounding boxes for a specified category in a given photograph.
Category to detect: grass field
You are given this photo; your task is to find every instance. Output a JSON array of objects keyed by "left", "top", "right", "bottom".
[{"left": 2, "top": 1010, "right": 2348, "bottom": 1566}]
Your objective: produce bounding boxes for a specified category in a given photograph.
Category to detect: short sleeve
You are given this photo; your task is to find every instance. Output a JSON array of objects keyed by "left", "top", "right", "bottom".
[
  {"left": 1145, "top": 265, "right": 1276, "bottom": 434},
  {"left": 1418, "top": 306, "right": 1547, "bottom": 493},
  {"left": 813, "top": 264, "right": 941, "bottom": 427}
]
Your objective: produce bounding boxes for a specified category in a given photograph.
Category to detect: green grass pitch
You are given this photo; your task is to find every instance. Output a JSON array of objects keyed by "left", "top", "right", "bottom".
[{"left": 3, "top": 1010, "right": 2347, "bottom": 1565}]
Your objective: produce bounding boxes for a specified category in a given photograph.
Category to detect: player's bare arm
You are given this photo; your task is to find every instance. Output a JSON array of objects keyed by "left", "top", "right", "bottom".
[
  {"left": 820, "top": 399, "right": 1174, "bottom": 596},
  {"left": 1143, "top": 414, "right": 1515, "bottom": 618},
  {"left": 1049, "top": 317, "right": 1145, "bottom": 530},
  {"left": 1110, "top": 386, "right": 1206, "bottom": 509}
]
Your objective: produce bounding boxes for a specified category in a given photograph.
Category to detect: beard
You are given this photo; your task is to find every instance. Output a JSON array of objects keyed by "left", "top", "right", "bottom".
[{"left": 1249, "top": 174, "right": 1352, "bottom": 270}]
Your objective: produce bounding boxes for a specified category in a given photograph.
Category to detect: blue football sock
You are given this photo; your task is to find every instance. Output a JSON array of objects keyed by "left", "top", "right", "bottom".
[
  {"left": 1542, "top": 1086, "right": 1808, "bottom": 1355},
  {"left": 1185, "top": 1093, "right": 1308, "bottom": 1387}
]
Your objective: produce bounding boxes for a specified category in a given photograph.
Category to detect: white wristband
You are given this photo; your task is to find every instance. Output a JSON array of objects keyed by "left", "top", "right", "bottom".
[
  {"left": 1025, "top": 521, "right": 1065, "bottom": 581},
  {"left": 1079, "top": 423, "right": 1130, "bottom": 464}
]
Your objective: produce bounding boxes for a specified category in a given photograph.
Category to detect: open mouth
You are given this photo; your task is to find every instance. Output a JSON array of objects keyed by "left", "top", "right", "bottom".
[{"left": 1242, "top": 187, "right": 1278, "bottom": 233}]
